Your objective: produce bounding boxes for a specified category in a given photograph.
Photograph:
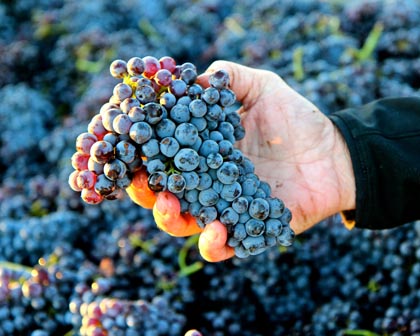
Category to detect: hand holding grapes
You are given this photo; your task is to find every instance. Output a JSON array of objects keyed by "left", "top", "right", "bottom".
[{"left": 127, "top": 60, "right": 356, "bottom": 262}]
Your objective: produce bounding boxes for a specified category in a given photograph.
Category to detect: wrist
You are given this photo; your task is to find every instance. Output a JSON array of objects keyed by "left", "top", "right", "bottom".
[{"left": 331, "top": 122, "right": 356, "bottom": 213}]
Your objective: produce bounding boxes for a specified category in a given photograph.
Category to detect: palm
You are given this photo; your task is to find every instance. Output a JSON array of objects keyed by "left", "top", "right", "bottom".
[{"left": 235, "top": 70, "right": 351, "bottom": 233}]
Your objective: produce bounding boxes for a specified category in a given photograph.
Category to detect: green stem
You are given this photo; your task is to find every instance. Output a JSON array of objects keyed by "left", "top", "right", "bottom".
[
  {"left": 342, "top": 329, "right": 381, "bottom": 336},
  {"left": 0, "top": 261, "right": 33, "bottom": 274},
  {"left": 293, "top": 47, "right": 304, "bottom": 81},
  {"left": 178, "top": 235, "right": 203, "bottom": 277},
  {"left": 356, "top": 22, "right": 383, "bottom": 62}
]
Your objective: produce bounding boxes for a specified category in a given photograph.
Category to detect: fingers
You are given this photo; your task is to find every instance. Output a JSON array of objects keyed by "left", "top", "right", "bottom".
[
  {"left": 153, "top": 191, "right": 203, "bottom": 237},
  {"left": 126, "top": 168, "right": 156, "bottom": 209},
  {"left": 196, "top": 60, "right": 261, "bottom": 104},
  {"left": 198, "top": 220, "right": 235, "bottom": 262}
]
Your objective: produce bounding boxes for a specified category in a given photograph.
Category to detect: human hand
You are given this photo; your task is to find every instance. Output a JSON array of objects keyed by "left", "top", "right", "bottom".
[{"left": 127, "top": 60, "right": 356, "bottom": 261}]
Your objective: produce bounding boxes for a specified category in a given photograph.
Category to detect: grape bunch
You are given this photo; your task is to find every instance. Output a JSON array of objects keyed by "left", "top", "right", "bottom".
[
  {"left": 74, "top": 297, "right": 185, "bottom": 336},
  {"left": 68, "top": 55, "right": 295, "bottom": 258}
]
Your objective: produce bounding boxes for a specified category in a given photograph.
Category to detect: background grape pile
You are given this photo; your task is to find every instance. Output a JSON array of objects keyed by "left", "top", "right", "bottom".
[{"left": 1, "top": 0, "right": 420, "bottom": 335}]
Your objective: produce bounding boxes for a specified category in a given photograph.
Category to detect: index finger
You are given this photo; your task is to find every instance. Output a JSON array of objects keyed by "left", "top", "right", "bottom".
[{"left": 153, "top": 191, "right": 203, "bottom": 237}]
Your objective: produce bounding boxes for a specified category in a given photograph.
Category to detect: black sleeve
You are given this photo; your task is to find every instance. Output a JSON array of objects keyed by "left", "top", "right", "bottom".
[{"left": 328, "top": 97, "right": 420, "bottom": 230}]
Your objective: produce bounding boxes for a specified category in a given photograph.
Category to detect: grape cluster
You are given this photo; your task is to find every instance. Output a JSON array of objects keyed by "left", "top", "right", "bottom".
[
  {"left": 0, "top": 260, "right": 73, "bottom": 335},
  {"left": 74, "top": 297, "right": 185, "bottom": 336},
  {"left": 68, "top": 55, "right": 295, "bottom": 258}
]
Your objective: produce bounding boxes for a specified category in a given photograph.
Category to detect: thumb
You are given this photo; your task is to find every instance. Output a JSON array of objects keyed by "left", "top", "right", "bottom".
[{"left": 197, "top": 60, "right": 263, "bottom": 105}]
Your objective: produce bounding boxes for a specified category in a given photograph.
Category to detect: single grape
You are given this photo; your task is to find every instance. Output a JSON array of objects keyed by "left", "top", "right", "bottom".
[
  {"left": 160, "top": 137, "right": 180, "bottom": 158},
  {"left": 181, "top": 62, "right": 197, "bottom": 72},
  {"left": 242, "top": 236, "right": 266, "bottom": 255},
  {"left": 199, "top": 139, "right": 219, "bottom": 157},
  {"left": 187, "top": 83, "right": 203, "bottom": 98},
  {"left": 206, "top": 152, "right": 224, "bottom": 169},
  {"left": 101, "top": 108, "right": 122, "bottom": 132},
  {"left": 155, "top": 69, "right": 172, "bottom": 86},
  {"left": 197, "top": 206, "right": 217, "bottom": 227},
  {"left": 68, "top": 170, "right": 82, "bottom": 192},
  {"left": 232, "top": 196, "right": 249, "bottom": 214},
  {"left": 169, "top": 79, "right": 187, "bottom": 97},
  {"left": 126, "top": 156, "right": 143, "bottom": 173},
  {"left": 228, "top": 149, "right": 244, "bottom": 164},
  {"left": 135, "top": 85, "right": 156, "bottom": 104},
  {"left": 88, "top": 114, "right": 108, "bottom": 140},
  {"left": 177, "top": 96, "right": 192, "bottom": 106},
  {"left": 245, "top": 218, "right": 265, "bottom": 237},
  {"left": 196, "top": 172, "right": 212, "bottom": 190},
  {"left": 159, "top": 56, "right": 177, "bottom": 73},
  {"left": 241, "top": 176, "right": 259, "bottom": 196},
  {"left": 234, "top": 124, "right": 246, "bottom": 141},
  {"left": 219, "top": 88, "right": 236, "bottom": 107},
  {"left": 267, "top": 197, "right": 284, "bottom": 218},
  {"left": 209, "top": 69, "right": 230, "bottom": 89},
  {"left": 109, "top": 59, "right": 128, "bottom": 78},
  {"left": 205, "top": 104, "right": 223, "bottom": 121},
  {"left": 113, "top": 83, "right": 133, "bottom": 102},
  {"left": 190, "top": 117, "right": 207, "bottom": 132},
  {"left": 170, "top": 104, "right": 190, "bottom": 124},
  {"left": 265, "top": 218, "right": 283, "bottom": 237},
  {"left": 115, "top": 140, "right": 137, "bottom": 164},
  {"left": 233, "top": 223, "right": 247, "bottom": 241},
  {"left": 201, "top": 87, "right": 220, "bottom": 105},
  {"left": 180, "top": 68, "right": 197, "bottom": 85},
  {"left": 88, "top": 157, "right": 104, "bottom": 174},
  {"left": 71, "top": 152, "right": 90, "bottom": 171},
  {"left": 90, "top": 140, "right": 115, "bottom": 164},
  {"left": 218, "top": 139, "right": 234, "bottom": 156},
  {"left": 167, "top": 174, "right": 186, "bottom": 193},
  {"left": 76, "top": 170, "right": 97, "bottom": 189},
  {"left": 276, "top": 225, "right": 295, "bottom": 246},
  {"left": 148, "top": 171, "right": 167, "bottom": 192},
  {"left": 94, "top": 174, "right": 116, "bottom": 196},
  {"left": 159, "top": 92, "right": 177, "bottom": 110},
  {"left": 249, "top": 198, "right": 270, "bottom": 220},
  {"left": 116, "top": 175, "right": 132, "bottom": 189},
  {"left": 127, "top": 57, "right": 145, "bottom": 76},
  {"left": 155, "top": 118, "right": 176, "bottom": 139},
  {"left": 220, "top": 181, "right": 242, "bottom": 201},
  {"left": 184, "top": 189, "right": 199, "bottom": 203},
  {"left": 225, "top": 111, "right": 241, "bottom": 127},
  {"left": 144, "top": 102, "right": 165, "bottom": 125},
  {"left": 120, "top": 97, "right": 140, "bottom": 114},
  {"left": 174, "top": 148, "right": 200, "bottom": 171},
  {"left": 141, "top": 139, "right": 160, "bottom": 157},
  {"left": 220, "top": 207, "right": 240, "bottom": 225},
  {"left": 81, "top": 188, "right": 103, "bottom": 204},
  {"left": 76, "top": 132, "right": 98, "bottom": 154},
  {"left": 174, "top": 123, "right": 198, "bottom": 147},
  {"left": 209, "top": 130, "right": 223, "bottom": 142},
  {"left": 113, "top": 114, "right": 133, "bottom": 135},
  {"left": 142, "top": 56, "right": 161, "bottom": 78},
  {"left": 198, "top": 188, "right": 219, "bottom": 206},
  {"left": 146, "top": 159, "right": 165, "bottom": 174},
  {"left": 129, "top": 122, "right": 153, "bottom": 145},
  {"left": 189, "top": 99, "right": 208, "bottom": 118},
  {"left": 128, "top": 106, "right": 147, "bottom": 122},
  {"left": 104, "top": 159, "right": 127, "bottom": 181},
  {"left": 182, "top": 171, "right": 200, "bottom": 190},
  {"left": 217, "top": 162, "right": 239, "bottom": 184}
]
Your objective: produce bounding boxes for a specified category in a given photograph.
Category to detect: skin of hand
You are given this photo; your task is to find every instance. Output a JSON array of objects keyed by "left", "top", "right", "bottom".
[{"left": 127, "top": 60, "right": 356, "bottom": 262}]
